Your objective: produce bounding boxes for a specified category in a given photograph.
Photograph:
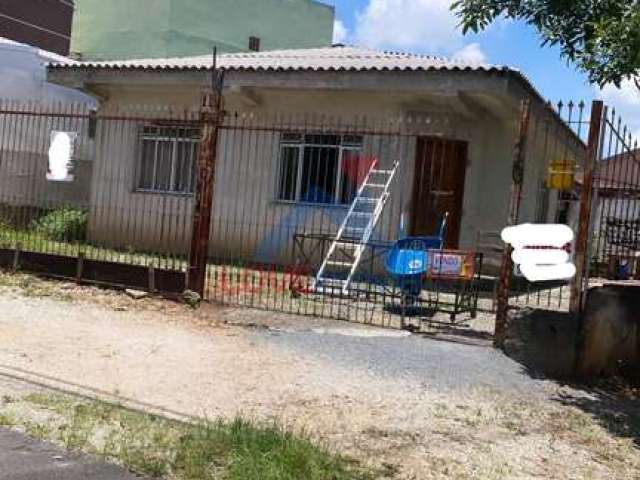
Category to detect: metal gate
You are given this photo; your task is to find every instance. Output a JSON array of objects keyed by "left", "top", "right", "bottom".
[
  {"left": 2, "top": 92, "right": 635, "bottom": 337},
  {"left": 494, "top": 99, "right": 640, "bottom": 346}
]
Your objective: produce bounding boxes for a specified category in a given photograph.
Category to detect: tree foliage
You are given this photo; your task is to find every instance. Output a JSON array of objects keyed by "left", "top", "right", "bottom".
[{"left": 452, "top": 0, "right": 640, "bottom": 87}]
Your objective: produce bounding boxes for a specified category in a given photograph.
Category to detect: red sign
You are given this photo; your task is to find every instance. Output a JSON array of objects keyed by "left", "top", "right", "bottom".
[{"left": 427, "top": 250, "right": 476, "bottom": 280}]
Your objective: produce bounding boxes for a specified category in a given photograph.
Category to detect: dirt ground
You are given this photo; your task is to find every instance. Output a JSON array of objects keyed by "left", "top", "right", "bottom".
[{"left": 0, "top": 274, "right": 638, "bottom": 479}]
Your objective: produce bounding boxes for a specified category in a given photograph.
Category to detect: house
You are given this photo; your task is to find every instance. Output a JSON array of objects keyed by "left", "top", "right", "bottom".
[
  {"left": 0, "top": 37, "right": 90, "bottom": 102},
  {"left": 593, "top": 148, "right": 640, "bottom": 220},
  {"left": 70, "top": 0, "right": 334, "bottom": 61},
  {"left": 39, "top": 46, "right": 584, "bottom": 268},
  {"left": 573, "top": 148, "right": 640, "bottom": 228},
  {"left": 0, "top": 0, "right": 74, "bottom": 55},
  {"left": 0, "top": 38, "right": 94, "bottom": 217},
  {"left": 580, "top": 149, "right": 640, "bottom": 262}
]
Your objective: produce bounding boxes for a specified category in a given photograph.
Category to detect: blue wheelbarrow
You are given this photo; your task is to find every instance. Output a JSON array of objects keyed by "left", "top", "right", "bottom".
[{"left": 385, "top": 214, "right": 448, "bottom": 304}]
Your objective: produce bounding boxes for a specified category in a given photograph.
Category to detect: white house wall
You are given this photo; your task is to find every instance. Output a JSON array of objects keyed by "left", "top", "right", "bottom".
[
  {"left": 88, "top": 115, "right": 195, "bottom": 254},
  {"left": 82, "top": 85, "right": 561, "bottom": 265}
]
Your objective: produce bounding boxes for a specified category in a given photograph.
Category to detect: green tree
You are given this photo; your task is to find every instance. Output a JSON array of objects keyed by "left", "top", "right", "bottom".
[{"left": 452, "top": 0, "right": 640, "bottom": 88}]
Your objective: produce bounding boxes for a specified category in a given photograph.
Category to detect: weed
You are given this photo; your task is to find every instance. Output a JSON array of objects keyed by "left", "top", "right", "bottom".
[
  {"left": 9, "top": 394, "right": 374, "bottom": 480},
  {"left": 24, "top": 422, "right": 51, "bottom": 439},
  {"left": 24, "top": 393, "right": 67, "bottom": 410},
  {"left": 31, "top": 208, "right": 88, "bottom": 242},
  {"left": 182, "top": 290, "right": 201, "bottom": 309},
  {"left": 0, "top": 413, "right": 15, "bottom": 426},
  {"left": 58, "top": 403, "right": 96, "bottom": 450}
]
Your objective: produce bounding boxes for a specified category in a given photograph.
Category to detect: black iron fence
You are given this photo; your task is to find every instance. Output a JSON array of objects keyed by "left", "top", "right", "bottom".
[
  {"left": 0, "top": 94, "right": 627, "bottom": 334},
  {"left": 198, "top": 109, "right": 491, "bottom": 329},
  {"left": 492, "top": 100, "right": 591, "bottom": 319},
  {"left": 0, "top": 100, "right": 196, "bottom": 293},
  {"left": 495, "top": 98, "right": 640, "bottom": 324},
  {"left": 590, "top": 107, "right": 640, "bottom": 280}
]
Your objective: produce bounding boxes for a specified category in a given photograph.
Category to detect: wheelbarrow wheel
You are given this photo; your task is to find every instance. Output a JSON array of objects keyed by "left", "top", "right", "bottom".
[{"left": 402, "top": 292, "right": 419, "bottom": 306}]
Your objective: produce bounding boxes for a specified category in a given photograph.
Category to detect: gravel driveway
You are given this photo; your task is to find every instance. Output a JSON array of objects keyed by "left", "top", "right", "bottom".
[
  {"left": 0, "top": 278, "right": 637, "bottom": 479},
  {"left": 253, "top": 326, "right": 548, "bottom": 393}
]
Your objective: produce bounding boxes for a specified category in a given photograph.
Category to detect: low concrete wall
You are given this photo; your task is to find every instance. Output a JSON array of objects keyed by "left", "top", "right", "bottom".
[
  {"left": 504, "top": 308, "right": 580, "bottom": 378},
  {"left": 504, "top": 284, "right": 640, "bottom": 381},
  {"left": 577, "top": 285, "right": 640, "bottom": 380}
]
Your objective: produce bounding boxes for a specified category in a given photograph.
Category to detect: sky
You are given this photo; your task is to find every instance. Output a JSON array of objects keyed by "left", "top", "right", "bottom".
[{"left": 320, "top": 0, "right": 640, "bottom": 139}]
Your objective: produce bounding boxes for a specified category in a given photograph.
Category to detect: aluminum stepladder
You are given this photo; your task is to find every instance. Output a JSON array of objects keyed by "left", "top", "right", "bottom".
[{"left": 314, "top": 160, "right": 400, "bottom": 295}]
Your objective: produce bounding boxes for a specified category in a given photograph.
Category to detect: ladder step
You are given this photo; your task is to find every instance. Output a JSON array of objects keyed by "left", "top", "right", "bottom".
[
  {"left": 327, "top": 261, "right": 353, "bottom": 268},
  {"left": 315, "top": 278, "right": 347, "bottom": 289},
  {"left": 335, "top": 241, "right": 357, "bottom": 248},
  {"left": 314, "top": 160, "right": 398, "bottom": 293},
  {"left": 318, "top": 278, "right": 347, "bottom": 284}
]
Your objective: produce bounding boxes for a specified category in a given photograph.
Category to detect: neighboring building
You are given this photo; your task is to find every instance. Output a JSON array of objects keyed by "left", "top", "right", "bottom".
[
  {"left": 42, "top": 46, "right": 585, "bottom": 265},
  {"left": 575, "top": 149, "right": 640, "bottom": 227},
  {"left": 0, "top": 37, "right": 90, "bottom": 102},
  {"left": 70, "top": 0, "right": 335, "bottom": 61},
  {"left": 583, "top": 150, "right": 640, "bottom": 252},
  {"left": 0, "top": 37, "right": 95, "bottom": 214},
  {"left": 593, "top": 149, "right": 640, "bottom": 199},
  {"left": 0, "top": 0, "right": 74, "bottom": 56}
]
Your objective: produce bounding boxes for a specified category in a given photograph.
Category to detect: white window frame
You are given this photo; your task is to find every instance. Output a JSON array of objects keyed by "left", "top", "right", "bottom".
[
  {"left": 137, "top": 125, "right": 200, "bottom": 195},
  {"left": 276, "top": 133, "right": 364, "bottom": 205}
]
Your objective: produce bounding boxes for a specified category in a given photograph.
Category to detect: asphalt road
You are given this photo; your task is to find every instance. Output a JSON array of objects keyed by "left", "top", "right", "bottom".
[
  {"left": 253, "top": 325, "right": 555, "bottom": 395},
  {"left": 0, "top": 428, "right": 144, "bottom": 480}
]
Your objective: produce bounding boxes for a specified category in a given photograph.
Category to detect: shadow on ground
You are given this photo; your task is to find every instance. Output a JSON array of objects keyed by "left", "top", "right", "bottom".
[
  {"left": 504, "top": 308, "right": 580, "bottom": 378},
  {"left": 420, "top": 323, "right": 494, "bottom": 347},
  {"left": 556, "top": 383, "right": 640, "bottom": 448},
  {"left": 504, "top": 307, "right": 640, "bottom": 449}
]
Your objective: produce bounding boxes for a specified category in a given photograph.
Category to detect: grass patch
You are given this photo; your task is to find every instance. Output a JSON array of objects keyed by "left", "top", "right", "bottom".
[
  {"left": 12, "top": 393, "right": 376, "bottom": 480},
  {"left": 0, "top": 272, "right": 73, "bottom": 301},
  {"left": 30, "top": 208, "right": 88, "bottom": 243},
  {"left": 0, "top": 225, "right": 183, "bottom": 270},
  {"left": 0, "top": 413, "right": 16, "bottom": 426}
]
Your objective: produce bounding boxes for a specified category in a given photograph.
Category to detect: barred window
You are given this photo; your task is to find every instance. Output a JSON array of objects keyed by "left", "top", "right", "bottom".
[
  {"left": 277, "top": 133, "right": 365, "bottom": 205},
  {"left": 137, "top": 125, "right": 199, "bottom": 194}
]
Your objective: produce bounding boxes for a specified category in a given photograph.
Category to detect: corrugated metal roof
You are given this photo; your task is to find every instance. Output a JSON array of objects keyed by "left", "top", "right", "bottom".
[
  {"left": 48, "top": 45, "right": 513, "bottom": 73},
  {"left": 1, "top": 36, "right": 77, "bottom": 65}
]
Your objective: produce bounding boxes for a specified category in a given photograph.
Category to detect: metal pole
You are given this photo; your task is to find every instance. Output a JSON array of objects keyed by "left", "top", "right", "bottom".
[
  {"left": 570, "top": 100, "right": 604, "bottom": 313},
  {"left": 494, "top": 99, "right": 531, "bottom": 349},
  {"left": 187, "top": 65, "right": 224, "bottom": 296}
]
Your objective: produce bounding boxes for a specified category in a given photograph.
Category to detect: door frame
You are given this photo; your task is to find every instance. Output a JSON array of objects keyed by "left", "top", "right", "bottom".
[{"left": 409, "top": 136, "right": 468, "bottom": 248}]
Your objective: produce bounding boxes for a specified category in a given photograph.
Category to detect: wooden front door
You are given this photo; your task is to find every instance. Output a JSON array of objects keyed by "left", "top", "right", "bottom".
[{"left": 410, "top": 137, "right": 468, "bottom": 248}]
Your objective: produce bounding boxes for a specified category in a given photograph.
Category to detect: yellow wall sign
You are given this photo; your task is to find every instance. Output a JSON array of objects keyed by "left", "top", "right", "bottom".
[{"left": 547, "top": 158, "right": 576, "bottom": 191}]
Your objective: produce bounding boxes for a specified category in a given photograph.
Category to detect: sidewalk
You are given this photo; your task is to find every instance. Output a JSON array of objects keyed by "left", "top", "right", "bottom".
[
  {"left": 0, "top": 428, "right": 143, "bottom": 480},
  {"left": 0, "top": 276, "right": 637, "bottom": 480}
]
